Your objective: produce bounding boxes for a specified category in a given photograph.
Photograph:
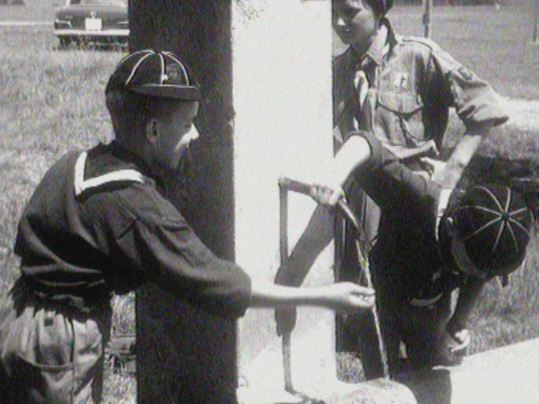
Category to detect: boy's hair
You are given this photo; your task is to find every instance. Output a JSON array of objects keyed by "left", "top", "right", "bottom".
[
  {"left": 364, "top": 0, "right": 393, "bottom": 16},
  {"left": 333, "top": 0, "right": 393, "bottom": 17},
  {"left": 105, "top": 90, "right": 177, "bottom": 124},
  {"left": 442, "top": 184, "right": 533, "bottom": 278},
  {"left": 105, "top": 90, "right": 181, "bottom": 142}
]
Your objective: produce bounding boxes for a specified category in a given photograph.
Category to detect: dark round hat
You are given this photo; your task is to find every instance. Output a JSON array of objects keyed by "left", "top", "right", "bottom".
[
  {"left": 106, "top": 49, "right": 201, "bottom": 101},
  {"left": 451, "top": 184, "right": 533, "bottom": 277}
]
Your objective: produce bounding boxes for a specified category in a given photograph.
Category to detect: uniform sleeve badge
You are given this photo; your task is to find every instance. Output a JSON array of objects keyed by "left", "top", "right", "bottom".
[{"left": 393, "top": 72, "right": 410, "bottom": 91}]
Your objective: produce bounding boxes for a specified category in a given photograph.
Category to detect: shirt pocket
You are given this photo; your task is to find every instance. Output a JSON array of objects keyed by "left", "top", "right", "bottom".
[{"left": 377, "top": 91, "right": 426, "bottom": 146}]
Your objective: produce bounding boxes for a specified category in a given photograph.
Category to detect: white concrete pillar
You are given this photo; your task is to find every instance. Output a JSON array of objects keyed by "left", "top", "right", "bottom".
[{"left": 232, "top": 0, "right": 338, "bottom": 400}]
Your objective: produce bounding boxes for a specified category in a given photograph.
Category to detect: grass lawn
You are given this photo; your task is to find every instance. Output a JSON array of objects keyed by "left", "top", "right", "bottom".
[
  {"left": 0, "top": 26, "right": 134, "bottom": 403},
  {"left": 0, "top": 2, "right": 538, "bottom": 400},
  {"left": 0, "top": 0, "right": 58, "bottom": 22},
  {"left": 390, "top": 5, "right": 539, "bottom": 100}
]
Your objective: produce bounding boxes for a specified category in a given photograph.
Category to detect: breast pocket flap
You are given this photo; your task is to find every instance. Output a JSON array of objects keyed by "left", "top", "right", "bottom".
[{"left": 378, "top": 92, "right": 424, "bottom": 117}]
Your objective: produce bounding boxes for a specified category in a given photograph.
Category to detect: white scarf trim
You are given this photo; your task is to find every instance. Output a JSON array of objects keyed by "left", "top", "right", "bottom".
[{"left": 74, "top": 151, "right": 145, "bottom": 196}]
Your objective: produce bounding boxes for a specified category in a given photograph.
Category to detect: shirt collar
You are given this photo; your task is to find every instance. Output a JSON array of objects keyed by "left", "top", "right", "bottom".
[
  {"left": 110, "top": 141, "right": 155, "bottom": 179},
  {"left": 109, "top": 140, "right": 169, "bottom": 191},
  {"left": 349, "top": 17, "right": 396, "bottom": 69}
]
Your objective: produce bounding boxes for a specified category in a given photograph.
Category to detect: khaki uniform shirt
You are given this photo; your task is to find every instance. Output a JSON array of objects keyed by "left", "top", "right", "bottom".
[{"left": 333, "top": 19, "right": 508, "bottom": 161}]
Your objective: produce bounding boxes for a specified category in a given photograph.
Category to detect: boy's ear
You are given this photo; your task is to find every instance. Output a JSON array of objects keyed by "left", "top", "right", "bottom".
[{"left": 145, "top": 118, "right": 159, "bottom": 144}]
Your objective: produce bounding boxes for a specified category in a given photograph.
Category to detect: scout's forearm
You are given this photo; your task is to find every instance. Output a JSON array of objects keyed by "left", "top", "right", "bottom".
[
  {"left": 250, "top": 281, "right": 374, "bottom": 311},
  {"left": 328, "top": 135, "right": 372, "bottom": 189},
  {"left": 447, "top": 277, "right": 486, "bottom": 333},
  {"left": 435, "top": 129, "right": 487, "bottom": 189},
  {"left": 250, "top": 281, "right": 330, "bottom": 308}
]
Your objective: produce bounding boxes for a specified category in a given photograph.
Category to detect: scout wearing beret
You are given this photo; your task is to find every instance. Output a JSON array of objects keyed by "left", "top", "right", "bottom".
[
  {"left": 275, "top": 130, "right": 533, "bottom": 377},
  {"left": 0, "top": 50, "right": 374, "bottom": 403},
  {"left": 278, "top": 0, "right": 513, "bottom": 379}
]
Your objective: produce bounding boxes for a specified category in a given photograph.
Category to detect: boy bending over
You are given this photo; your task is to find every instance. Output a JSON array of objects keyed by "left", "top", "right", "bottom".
[{"left": 276, "top": 130, "right": 533, "bottom": 375}]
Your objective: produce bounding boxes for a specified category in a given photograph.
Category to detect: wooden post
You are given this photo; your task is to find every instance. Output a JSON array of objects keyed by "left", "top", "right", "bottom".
[{"left": 423, "top": 0, "right": 433, "bottom": 38}]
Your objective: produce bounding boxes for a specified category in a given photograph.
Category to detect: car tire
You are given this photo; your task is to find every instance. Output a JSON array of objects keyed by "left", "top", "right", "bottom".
[{"left": 59, "top": 37, "right": 72, "bottom": 49}]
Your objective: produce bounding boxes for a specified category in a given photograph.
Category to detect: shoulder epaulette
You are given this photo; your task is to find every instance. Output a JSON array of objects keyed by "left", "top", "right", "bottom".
[
  {"left": 400, "top": 35, "right": 439, "bottom": 51},
  {"left": 74, "top": 151, "right": 145, "bottom": 197}
]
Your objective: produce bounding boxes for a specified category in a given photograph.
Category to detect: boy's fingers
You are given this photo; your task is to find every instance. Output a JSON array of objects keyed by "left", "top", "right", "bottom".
[
  {"left": 337, "top": 282, "right": 375, "bottom": 296},
  {"left": 350, "top": 285, "right": 375, "bottom": 296},
  {"left": 310, "top": 184, "right": 344, "bottom": 207},
  {"left": 348, "top": 288, "right": 373, "bottom": 297},
  {"left": 329, "top": 283, "right": 375, "bottom": 312},
  {"left": 450, "top": 342, "right": 469, "bottom": 354},
  {"left": 419, "top": 157, "right": 435, "bottom": 168},
  {"left": 450, "top": 329, "right": 471, "bottom": 354},
  {"left": 420, "top": 156, "right": 442, "bottom": 167},
  {"left": 328, "top": 191, "right": 343, "bottom": 206},
  {"left": 350, "top": 294, "right": 375, "bottom": 310},
  {"left": 347, "top": 285, "right": 375, "bottom": 309},
  {"left": 420, "top": 157, "right": 447, "bottom": 182}
]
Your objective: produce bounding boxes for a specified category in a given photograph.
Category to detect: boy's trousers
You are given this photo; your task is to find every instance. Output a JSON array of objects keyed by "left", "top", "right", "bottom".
[
  {"left": 0, "top": 278, "right": 111, "bottom": 404},
  {"left": 354, "top": 286, "right": 459, "bottom": 378}
]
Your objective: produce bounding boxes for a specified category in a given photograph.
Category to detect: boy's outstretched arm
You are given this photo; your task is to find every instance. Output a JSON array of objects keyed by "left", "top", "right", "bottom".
[
  {"left": 251, "top": 281, "right": 374, "bottom": 312},
  {"left": 431, "top": 128, "right": 487, "bottom": 189}
]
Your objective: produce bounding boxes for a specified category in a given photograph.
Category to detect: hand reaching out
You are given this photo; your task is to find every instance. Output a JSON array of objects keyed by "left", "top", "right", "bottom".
[
  {"left": 325, "top": 282, "right": 375, "bottom": 313},
  {"left": 448, "top": 328, "right": 471, "bottom": 356},
  {"left": 420, "top": 157, "right": 447, "bottom": 184},
  {"left": 309, "top": 183, "right": 345, "bottom": 208},
  {"left": 275, "top": 282, "right": 374, "bottom": 336}
]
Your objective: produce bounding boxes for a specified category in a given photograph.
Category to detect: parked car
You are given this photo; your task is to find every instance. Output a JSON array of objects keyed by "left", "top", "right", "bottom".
[{"left": 54, "top": 0, "right": 128, "bottom": 48}]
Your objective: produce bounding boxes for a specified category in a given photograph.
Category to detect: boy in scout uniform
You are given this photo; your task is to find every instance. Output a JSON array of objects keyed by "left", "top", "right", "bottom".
[
  {"left": 0, "top": 50, "right": 374, "bottom": 403},
  {"left": 331, "top": 0, "right": 509, "bottom": 378},
  {"left": 276, "top": 130, "right": 533, "bottom": 377}
]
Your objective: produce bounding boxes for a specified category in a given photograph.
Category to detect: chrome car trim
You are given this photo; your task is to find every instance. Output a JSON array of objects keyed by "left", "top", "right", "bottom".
[{"left": 54, "top": 29, "right": 129, "bottom": 37}]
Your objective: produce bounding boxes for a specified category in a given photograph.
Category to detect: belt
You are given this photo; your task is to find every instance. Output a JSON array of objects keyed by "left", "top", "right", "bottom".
[
  {"left": 408, "top": 292, "right": 444, "bottom": 307},
  {"left": 16, "top": 276, "right": 112, "bottom": 315}
]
